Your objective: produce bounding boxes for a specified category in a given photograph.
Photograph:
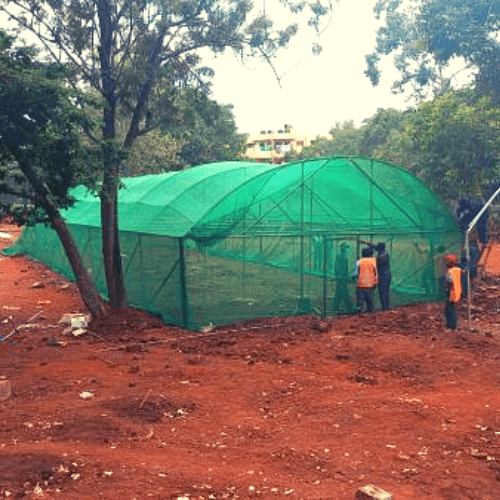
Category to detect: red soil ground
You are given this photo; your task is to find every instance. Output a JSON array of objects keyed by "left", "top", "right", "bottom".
[{"left": 2, "top": 223, "right": 500, "bottom": 499}]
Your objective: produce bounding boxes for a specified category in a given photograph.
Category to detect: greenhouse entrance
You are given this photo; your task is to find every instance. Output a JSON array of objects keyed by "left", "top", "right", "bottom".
[{"left": 6, "top": 157, "right": 463, "bottom": 330}]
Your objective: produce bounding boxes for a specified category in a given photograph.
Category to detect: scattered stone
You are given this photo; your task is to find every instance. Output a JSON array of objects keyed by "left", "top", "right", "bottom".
[
  {"left": 355, "top": 485, "right": 393, "bottom": 500},
  {"left": 47, "top": 337, "right": 66, "bottom": 347},
  {"left": 311, "top": 320, "right": 329, "bottom": 333},
  {"left": 31, "top": 282, "right": 45, "bottom": 289},
  {"left": 79, "top": 391, "right": 94, "bottom": 400},
  {"left": 59, "top": 313, "right": 90, "bottom": 327},
  {"left": 71, "top": 315, "right": 89, "bottom": 329},
  {"left": 72, "top": 328, "right": 87, "bottom": 337}
]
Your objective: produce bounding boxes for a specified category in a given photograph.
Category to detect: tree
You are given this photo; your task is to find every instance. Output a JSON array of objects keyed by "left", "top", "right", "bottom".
[
  {"left": 285, "top": 120, "right": 363, "bottom": 160},
  {"left": 378, "top": 90, "right": 500, "bottom": 203},
  {"left": 122, "top": 129, "right": 184, "bottom": 175},
  {"left": 176, "top": 94, "right": 246, "bottom": 166},
  {"left": 122, "top": 92, "right": 245, "bottom": 174},
  {"left": 359, "top": 108, "right": 407, "bottom": 157},
  {"left": 1, "top": 0, "right": 331, "bottom": 309},
  {"left": 0, "top": 31, "right": 106, "bottom": 317},
  {"left": 365, "top": 0, "right": 500, "bottom": 98}
]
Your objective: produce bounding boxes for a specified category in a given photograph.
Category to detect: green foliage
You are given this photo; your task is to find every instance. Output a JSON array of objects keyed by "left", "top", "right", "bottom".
[
  {"left": 123, "top": 129, "right": 184, "bottom": 174},
  {"left": 281, "top": 96, "right": 499, "bottom": 205},
  {"left": 366, "top": 0, "right": 500, "bottom": 97},
  {"left": 175, "top": 93, "right": 246, "bottom": 167},
  {"left": 0, "top": 31, "right": 99, "bottom": 223},
  {"left": 377, "top": 90, "right": 500, "bottom": 202},
  {"left": 359, "top": 108, "right": 408, "bottom": 156},
  {"left": 285, "top": 121, "right": 363, "bottom": 160},
  {"left": 286, "top": 110, "right": 407, "bottom": 161},
  {"left": 122, "top": 89, "right": 245, "bottom": 173}
]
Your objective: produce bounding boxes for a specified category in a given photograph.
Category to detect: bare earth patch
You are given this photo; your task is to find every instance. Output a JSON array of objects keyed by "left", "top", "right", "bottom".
[{"left": 2, "top": 222, "right": 500, "bottom": 498}]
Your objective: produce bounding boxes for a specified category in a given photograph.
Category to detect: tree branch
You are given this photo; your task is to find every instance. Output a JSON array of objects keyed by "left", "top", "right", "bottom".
[
  {"left": 0, "top": 183, "right": 34, "bottom": 201},
  {"left": 1, "top": 4, "right": 94, "bottom": 84}
]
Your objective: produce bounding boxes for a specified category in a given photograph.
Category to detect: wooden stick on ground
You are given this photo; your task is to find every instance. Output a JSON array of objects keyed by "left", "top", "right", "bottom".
[{"left": 1, "top": 310, "right": 44, "bottom": 342}]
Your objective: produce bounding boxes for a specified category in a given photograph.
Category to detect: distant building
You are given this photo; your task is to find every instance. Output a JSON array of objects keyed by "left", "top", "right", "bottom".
[{"left": 245, "top": 124, "right": 313, "bottom": 163}]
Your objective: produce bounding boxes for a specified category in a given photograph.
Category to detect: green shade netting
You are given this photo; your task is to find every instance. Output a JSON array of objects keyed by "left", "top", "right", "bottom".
[{"left": 5, "top": 157, "right": 462, "bottom": 330}]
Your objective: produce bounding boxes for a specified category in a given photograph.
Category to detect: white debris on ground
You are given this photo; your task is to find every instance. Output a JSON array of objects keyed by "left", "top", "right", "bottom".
[{"left": 59, "top": 313, "right": 90, "bottom": 337}]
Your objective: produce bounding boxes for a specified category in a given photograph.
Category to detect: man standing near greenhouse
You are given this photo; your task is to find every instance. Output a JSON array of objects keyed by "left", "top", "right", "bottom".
[
  {"left": 444, "top": 253, "right": 462, "bottom": 331},
  {"left": 375, "top": 242, "right": 391, "bottom": 310},
  {"left": 352, "top": 247, "right": 378, "bottom": 313}
]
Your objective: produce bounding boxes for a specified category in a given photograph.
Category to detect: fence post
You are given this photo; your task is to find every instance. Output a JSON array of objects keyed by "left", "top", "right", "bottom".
[{"left": 179, "top": 237, "right": 189, "bottom": 330}]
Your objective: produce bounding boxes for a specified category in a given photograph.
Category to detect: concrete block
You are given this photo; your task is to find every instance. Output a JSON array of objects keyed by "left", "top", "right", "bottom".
[{"left": 355, "top": 484, "right": 393, "bottom": 500}]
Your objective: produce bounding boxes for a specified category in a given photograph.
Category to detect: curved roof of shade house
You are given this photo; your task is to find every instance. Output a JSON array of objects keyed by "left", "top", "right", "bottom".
[{"left": 64, "top": 157, "right": 460, "bottom": 239}]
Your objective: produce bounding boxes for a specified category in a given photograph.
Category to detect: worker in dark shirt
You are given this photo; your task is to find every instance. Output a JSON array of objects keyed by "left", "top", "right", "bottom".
[{"left": 375, "top": 242, "right": 391, "bottom": 310}]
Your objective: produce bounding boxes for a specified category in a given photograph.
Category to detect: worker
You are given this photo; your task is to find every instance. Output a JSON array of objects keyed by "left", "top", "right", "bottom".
[
  {"left": 352, "top": 247, "right": 378, "bottom": 313},
  {"left": 444, "top": 253, "right": 462, "bottom": 331},
  {"left": 332, "top": 242, "right": 354, "bottom": 313},
  {"left": 375, "top": 242, "right": 391, "bottom": 310}
]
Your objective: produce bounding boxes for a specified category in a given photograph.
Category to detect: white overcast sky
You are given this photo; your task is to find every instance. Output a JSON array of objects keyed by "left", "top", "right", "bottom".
[{"left": 203, "top": 0, "right": 413, "bottom": 136}]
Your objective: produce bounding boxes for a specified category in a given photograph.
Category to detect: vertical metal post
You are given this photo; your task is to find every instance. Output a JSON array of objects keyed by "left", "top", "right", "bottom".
[
  {"left": 179, "top": 237, "right": 189, "bottom": 330},
  {"left": 242, "top": 213, "right": 246, "bottom": 296},
  {"left": 466, "top": 232, "right": 471, "bottom": 330},
  {"left": 323, "top": 235, "right": 328, "bottom": 318},
  {"left": 464, "top": 183, "right": 500, "bottom": 330},
  {"left": 139, "top": 234, "right": 145, "bottom": 306},
  {"left": 300, "top": 162, "right": 305, "bottom": 308},
  {"left": 370, "top": 158, "right": 374, "bottom": 241},
  {"left": 259, "top": 202, "right": 263, "bottom": 254},
  {"left": 310, "top": 175, "right": 314, "bottom": 272}
]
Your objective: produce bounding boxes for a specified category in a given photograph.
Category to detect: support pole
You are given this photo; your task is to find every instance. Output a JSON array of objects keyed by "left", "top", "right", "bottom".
[
  {"left": 465, "top": 232, "right": 471, "bottom": 330},
  {"left": 300, "top": 162, "right": 305, "bottom": 308},
  {"left": 323, "top": 235, "right": 328, "bottom": 318},
  {"left": 139, "top": 234, "right": 145, "bottom": 306},
  {"left": 466, "top": 184, "right": 500, "bottom": 330},
  {"left": 179, "top": 237, "right": 189, "bottom": 330},
  {"left": 242, "top": 219, "right": 246, "bottom": 296},
  {"left": 370, "top": 158, "right": 374, "bottom": 241}
]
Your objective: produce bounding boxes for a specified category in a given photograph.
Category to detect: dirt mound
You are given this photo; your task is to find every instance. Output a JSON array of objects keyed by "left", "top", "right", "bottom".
[{"left": 87, "top": 307, "right": 163, "bottom": 336}]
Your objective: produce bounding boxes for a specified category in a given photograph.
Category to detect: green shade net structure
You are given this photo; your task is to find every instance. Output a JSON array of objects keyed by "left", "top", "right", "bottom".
[{"left": 5, "top": 157, "right": 462, "bottom": 330}]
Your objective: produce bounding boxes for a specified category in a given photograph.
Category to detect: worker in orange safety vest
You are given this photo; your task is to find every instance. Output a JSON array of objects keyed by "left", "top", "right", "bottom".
[
  {"left": 352, "top": 247, "right": 378, "bottom": 313},
  {"left": 444, "top": 253, "right": 462, "bottom": 331}
]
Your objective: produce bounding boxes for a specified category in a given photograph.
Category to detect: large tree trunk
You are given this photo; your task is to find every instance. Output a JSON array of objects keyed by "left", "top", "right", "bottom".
[
  {"left": 51, "top": 213, "right": 107, "bottom": 317},
  {"left": 13, "top": 152, "right": 106, "bottom": 318},
  {"left": 98, "top": 0, "right": 127, "bottom": 309},
  {"left": 100, "top": 171, "right": 127, "bottom": 309}
]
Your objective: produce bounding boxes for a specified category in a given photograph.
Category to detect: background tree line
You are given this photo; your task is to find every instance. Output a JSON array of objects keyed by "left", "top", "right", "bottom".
[{"left": 287, "top": 92, "right": 500, "bottom": 208}]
